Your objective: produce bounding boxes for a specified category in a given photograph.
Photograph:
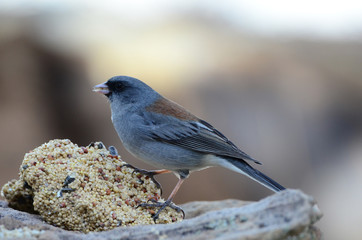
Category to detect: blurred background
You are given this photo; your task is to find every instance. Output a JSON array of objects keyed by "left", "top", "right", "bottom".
[{"left": 0, "top": 0, "right": 361, "bottom": 239}]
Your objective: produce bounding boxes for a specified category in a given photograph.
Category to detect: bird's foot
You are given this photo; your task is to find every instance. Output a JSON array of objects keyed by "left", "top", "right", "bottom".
[
  {"left": 121, "top": 164, "right": 162, "bottom": 190},
  {"left": 138, "top": 199, "right": 185, "bottom": 222}
]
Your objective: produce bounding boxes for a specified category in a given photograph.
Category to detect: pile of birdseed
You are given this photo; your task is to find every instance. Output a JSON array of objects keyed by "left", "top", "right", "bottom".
[{"left": 1, "top": 139, "right": 183, "bottom": 232}]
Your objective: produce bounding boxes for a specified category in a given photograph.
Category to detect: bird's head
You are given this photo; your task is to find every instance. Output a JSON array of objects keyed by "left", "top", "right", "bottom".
[{"left": 93, "top": 76, "right": 160, "bottom": 108}]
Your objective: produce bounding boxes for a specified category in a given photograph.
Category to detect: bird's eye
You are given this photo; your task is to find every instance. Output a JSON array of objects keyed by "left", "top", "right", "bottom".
[{"left": 115, "top": 83, "right": 125, "bottom": 91}]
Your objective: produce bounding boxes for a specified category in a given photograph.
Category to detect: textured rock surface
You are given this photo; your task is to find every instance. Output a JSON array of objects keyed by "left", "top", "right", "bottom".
[{"left": 0, "top": 189, "right": 322, "bottom": 240}]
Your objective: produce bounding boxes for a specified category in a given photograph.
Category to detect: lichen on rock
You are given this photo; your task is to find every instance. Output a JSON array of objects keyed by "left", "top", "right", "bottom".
[
  {"left": 0, "top": 225, "right": 45, "bottom": 239},
  {"left": 1, "top": 139, "right": 183, "bottom": 232}
]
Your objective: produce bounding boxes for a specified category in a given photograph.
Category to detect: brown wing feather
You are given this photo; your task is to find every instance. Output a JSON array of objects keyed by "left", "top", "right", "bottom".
[{"left": 146, "top": 97, "right": 198, "bottom": 121}]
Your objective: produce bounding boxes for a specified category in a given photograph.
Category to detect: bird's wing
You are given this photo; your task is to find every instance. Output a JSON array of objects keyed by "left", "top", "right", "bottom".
[{"left": 142, "top": 111, "right": 261, "bottom": 165}]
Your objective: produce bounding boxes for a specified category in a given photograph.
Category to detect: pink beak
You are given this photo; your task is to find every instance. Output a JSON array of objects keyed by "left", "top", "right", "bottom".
[{"left": 93, "top": 82, "right": 110, "bottom": 95}]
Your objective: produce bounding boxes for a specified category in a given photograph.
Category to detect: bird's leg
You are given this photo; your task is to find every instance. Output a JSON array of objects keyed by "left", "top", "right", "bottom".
[
  {"left": 133, "top": 169, "right": 171, "bottom": 177},
  {"left": 138, "top": 177, "right": 186, "bottom": 222},
  {"left": 132, "top": 169, "right": 171, "bottom": 191},
  {"left": 121, "top": 163, "right": 171, "bottom": 189}
]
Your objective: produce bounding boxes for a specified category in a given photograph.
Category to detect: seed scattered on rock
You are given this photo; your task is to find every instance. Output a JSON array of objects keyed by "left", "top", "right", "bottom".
[
  {"left": 108, "top": 146, "right": 118, "bottom": 156},
  {"left": 63, "top": 174, "right": 76, "bottom": 187},
  {"left": 56, "top": 190, "right": 63, "bottom": 198},
  {"left": 81, "top": 147, "right": 88, "bottom": 154}
]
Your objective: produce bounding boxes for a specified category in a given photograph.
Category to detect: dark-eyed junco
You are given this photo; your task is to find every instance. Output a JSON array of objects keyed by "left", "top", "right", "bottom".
[{"left": 93, "top": 76, "right": 285, "bottom": 220}]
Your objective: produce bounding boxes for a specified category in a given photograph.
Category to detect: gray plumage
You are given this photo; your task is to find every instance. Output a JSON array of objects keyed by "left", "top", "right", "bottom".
[{"left": 94, "top": 75, "right": 285, "bottom": 193}]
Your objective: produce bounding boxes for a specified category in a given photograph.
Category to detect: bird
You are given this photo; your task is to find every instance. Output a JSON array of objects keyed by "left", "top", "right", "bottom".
[{"left": 93, "top": 76, "right": 285, "bottom": 220}]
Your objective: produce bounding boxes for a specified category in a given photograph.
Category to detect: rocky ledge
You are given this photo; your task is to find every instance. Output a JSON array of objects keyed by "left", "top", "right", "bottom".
[{"left": 0, "top": 189, "right": 322, "bottom": 240}]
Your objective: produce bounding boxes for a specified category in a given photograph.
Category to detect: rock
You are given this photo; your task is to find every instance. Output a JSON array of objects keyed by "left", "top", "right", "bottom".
[
  {"left": 0, "top": 189, "right": 322, "bottom": 239},
  {"left": 181, "top": 199, "right": 251, "bottom": 219}
]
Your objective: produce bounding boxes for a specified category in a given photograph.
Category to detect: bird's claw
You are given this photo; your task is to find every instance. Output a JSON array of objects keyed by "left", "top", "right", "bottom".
[
  {"left": 121, "top": 164, "right": 162, "bottom": 190},
  {"left": 137, "top": 199, "right": 185, "bottom": 222}
]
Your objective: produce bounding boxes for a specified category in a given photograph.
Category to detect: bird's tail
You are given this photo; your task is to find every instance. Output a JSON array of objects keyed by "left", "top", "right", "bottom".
[{"left": 224, "top": 157, "right": 286, "bottom": 192}]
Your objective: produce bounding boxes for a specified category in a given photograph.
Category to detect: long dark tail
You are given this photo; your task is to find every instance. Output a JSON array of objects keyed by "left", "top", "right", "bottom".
[{"left": 226, "top": 158, "right": 286, "bottom": 192}]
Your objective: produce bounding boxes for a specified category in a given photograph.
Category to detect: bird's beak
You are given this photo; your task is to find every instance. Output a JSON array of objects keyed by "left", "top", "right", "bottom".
[{"left": 93, "top": 82, "right": 110, "bottom": 95}]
